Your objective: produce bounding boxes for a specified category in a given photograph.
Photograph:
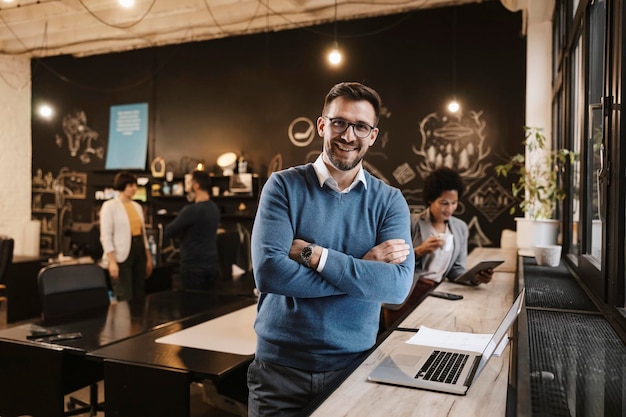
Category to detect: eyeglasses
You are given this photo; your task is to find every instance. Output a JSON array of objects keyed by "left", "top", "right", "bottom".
[{"left": 322, "top": 116, "right": 376, "bottom": 138}]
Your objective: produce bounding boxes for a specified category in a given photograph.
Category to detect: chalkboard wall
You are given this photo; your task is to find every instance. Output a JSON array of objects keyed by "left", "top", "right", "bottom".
[{"left": 31, "top": 1, "right": 525, "bottom": 255}]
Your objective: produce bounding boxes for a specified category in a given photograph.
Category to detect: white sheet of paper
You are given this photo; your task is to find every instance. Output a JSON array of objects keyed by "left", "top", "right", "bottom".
[
  {"left": 406, "top": 325, "right": 508, "bottom": 356},
  {"left": 155, "top": 304, "right": 257, "bottom": 355}
]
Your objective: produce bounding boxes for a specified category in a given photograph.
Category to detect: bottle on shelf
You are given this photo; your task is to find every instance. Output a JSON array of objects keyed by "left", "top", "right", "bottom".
[
  {"left": 162, "top": 179, "right": 171, "bottom": 196},
  {"left": 238, "top": 153, "right": 248, "bottom": 174},
  {"left": 148, "top": 235, "right": 158, "bottom": 267}
]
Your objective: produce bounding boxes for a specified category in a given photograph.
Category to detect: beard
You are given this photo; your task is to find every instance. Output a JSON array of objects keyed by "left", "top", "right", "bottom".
[{"left": 325, "top": 139, "right": 366, "bottom": 171}]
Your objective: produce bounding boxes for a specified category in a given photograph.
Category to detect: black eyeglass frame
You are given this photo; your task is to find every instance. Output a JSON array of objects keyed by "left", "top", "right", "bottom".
[{"left": 322, "top": 116, "right": 377, "bottom": 138}]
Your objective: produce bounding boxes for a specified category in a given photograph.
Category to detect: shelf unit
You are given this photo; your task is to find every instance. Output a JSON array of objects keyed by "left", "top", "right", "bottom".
[
  {"left": 32, "top": 171, "right": 87, "bottom": 256},
  {"left": 151, "top": 174, "right": 261, "bottom": 232},
  {"left": 88, "top": 171, "right": 261, "bottom": 231}
]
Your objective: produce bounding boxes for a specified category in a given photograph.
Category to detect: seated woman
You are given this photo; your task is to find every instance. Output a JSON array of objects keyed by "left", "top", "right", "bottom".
[{"left": 382, "top": 167, "right": 494, "bottom": 329}]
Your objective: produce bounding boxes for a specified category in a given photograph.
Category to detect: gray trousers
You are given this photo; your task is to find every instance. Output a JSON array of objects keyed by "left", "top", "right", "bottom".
[{"left": 247, "top": 357, "right": 344, "bottom": 417}]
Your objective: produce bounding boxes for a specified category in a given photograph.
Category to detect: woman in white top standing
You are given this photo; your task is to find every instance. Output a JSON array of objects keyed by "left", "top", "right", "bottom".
[
  {"left": 99, "top": 171, "right": 152, "bottom": 301},
  {"left": 382, "top": 167, "right": 493, "bottom": 328}
]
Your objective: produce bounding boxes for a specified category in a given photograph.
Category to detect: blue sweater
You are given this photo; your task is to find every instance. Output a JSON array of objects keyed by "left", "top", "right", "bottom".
[{"left": 251, "top": 164, "right": 414, "bottom": 371}]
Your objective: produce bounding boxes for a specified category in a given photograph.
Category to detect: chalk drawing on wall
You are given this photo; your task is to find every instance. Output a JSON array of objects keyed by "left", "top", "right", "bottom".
[
  {"left": 407, "top": 204, "right": 427, "bottom": 215},
  {"left": 467, "top": 216, "right": 493, "bottom": 247},
  {"left": 288, "top": 117, "right": 316, "bottom": 147},
  {"left": 412, "top": 110, "right": 491, "bottom": 181},
  {"left": 304, "top": 151, "right": 321, "bottom": 164},
  {"left": 467, "top": 177, "right": 515, "bottom": 223},
  {"left": 267, "top": 154, "right": 283, "bottom": 177},
  {"left": 363, "top": 161, "right": 390, "bottom": 184},
  {"left": 378, "top": 131, "right": 390, "bottom": 149},
  {"left": 403, "top": 189, "right": 423, "bottom": 207},
  {"left": 55, "top": 109, "right": 104, "bottom": 164},
  {"left": 393, "top": 162, "right": 416, "bottom": 185}
]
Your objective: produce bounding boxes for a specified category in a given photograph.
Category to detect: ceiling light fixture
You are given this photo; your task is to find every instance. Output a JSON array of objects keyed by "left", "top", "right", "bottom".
[{"left": 327, "top": 0, "right": 342, "bottom": 66}]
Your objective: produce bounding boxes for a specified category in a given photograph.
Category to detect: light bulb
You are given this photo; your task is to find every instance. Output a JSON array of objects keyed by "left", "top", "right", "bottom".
[
  {"left": 447, "top": 99, "right": 460, "bottom": 113},
  {"left": 119, "top": 0, "right": 135, "bottom": 8},
  {"left": 38, "top": 104, "right": 54, "bottom": 119},
  {"left": 328, "top": 42, "right": 342, "bottom": 66}
]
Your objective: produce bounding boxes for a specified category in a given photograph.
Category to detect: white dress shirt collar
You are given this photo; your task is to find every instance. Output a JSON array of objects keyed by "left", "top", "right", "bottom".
[{"left": 312, "top": 154, "right": 367, "bottom": 193}]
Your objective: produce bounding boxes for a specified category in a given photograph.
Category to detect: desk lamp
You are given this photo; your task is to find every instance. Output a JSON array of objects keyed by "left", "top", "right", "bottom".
[{"left": 217, "top": 152, "right": 237, "bottom": 176}]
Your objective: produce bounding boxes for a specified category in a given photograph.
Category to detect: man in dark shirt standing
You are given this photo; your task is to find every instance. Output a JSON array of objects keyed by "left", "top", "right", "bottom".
[{"left": 164, "top": 170, "right": 221, "bottom": 289}]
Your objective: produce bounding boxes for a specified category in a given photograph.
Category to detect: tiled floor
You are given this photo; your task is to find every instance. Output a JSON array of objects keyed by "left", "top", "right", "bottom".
[
  {"left": 62, "top": 381, "right": 241, "bottom": 417},
  {"left": 0, "top": 300, "right": 241, "bottom": 417}
]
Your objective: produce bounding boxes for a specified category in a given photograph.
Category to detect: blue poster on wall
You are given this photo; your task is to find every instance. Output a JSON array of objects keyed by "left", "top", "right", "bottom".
[{"left": 105, "top": 103, "right": 149, "bottom": 170}]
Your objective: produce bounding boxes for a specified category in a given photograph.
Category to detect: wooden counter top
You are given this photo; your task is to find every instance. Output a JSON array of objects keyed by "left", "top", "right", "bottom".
[{"left": 309, "top": 247, "right": 518, "bottom": 417}]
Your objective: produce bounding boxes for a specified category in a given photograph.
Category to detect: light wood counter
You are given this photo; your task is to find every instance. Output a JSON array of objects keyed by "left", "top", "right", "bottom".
[{"left": 309, "top": 248, "right": 518, "bottom": 417}]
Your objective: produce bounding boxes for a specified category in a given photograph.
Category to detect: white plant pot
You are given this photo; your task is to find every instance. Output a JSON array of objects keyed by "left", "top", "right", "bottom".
[
  {"left": 534, "top": 245, "right": 562, "bottom": 267},
  {"left": 515, "top": 218, "right": 560, "bottom": 254},
  {"left": 591, "top": 219, "right": 602, "bottom": 259}
]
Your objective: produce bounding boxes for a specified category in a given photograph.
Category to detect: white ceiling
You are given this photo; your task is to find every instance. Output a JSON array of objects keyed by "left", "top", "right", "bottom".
[{"left": 0, "top": 0, "right": 487, "bottom": 58}]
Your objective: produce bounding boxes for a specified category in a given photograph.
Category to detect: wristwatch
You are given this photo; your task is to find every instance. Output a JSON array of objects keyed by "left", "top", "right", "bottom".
[{"left": 300, "top": 243, "right": 317, "bottom": 268}]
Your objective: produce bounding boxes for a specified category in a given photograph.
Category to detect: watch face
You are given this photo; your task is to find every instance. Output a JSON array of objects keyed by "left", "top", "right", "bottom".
[{"left": 301, "top": 245, "right": 313, "bottom": 265}]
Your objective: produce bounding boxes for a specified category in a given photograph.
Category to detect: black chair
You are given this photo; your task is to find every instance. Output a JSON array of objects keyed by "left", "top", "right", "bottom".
[
  {"left": 0, "top": 235, "right": 14, "bottom": 304},
  {"left": 38, "top": 262, "right": 110, "bottom": 325},
  {"left": 37, "top": 262, "right": 109, "bottom": 415}
]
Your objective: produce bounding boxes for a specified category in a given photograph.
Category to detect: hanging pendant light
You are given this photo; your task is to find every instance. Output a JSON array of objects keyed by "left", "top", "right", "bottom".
[
  {"left": 328, "top": 41, "right": 342, "bottom": 65},
  {"left": 327, "top": 0, "right": 343, "bottom": 66},
  {"left": 446, "top": 7, "right": 460, "bottom": 113}
]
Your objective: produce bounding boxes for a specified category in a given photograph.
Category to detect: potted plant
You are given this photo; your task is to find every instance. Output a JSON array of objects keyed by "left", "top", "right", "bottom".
[{"left": 495, "top": 126, "right": 576, "bottom": 252}]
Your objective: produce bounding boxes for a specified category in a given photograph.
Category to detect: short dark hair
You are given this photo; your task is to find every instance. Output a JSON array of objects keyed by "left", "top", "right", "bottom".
[
  {"left": 322, "top": 82, "right": 382, "bottom": 125},
  {"left": 191, "top": 170, "right": 211, "bottom": 192},
  {"left": 113, "top": 171, "right": 137, "bottom": 191},
  {"left": 423, "top": 167, "right": 465, "bottom": 204}
]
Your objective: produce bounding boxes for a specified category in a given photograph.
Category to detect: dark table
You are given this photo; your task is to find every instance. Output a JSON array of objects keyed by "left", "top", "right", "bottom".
[
  {"left": 0, "top": 290, "right": 255, "bottom": 417},
  {"left": 88, "top": 299, "right": 257, "bottom": 416}
]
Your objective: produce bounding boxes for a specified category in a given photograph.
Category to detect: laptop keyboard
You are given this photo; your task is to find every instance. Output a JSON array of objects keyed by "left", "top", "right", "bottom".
[{"left": 415, "top": 350, "right": 469, "bottom": 384}]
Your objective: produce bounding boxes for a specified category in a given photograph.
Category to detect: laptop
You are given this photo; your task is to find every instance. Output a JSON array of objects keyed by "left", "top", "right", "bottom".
[{"left": 367, "top": 288, "right": 525, "bottom": 395}]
